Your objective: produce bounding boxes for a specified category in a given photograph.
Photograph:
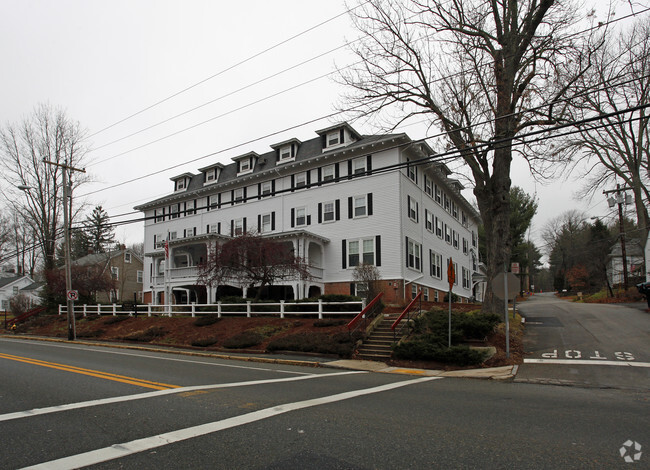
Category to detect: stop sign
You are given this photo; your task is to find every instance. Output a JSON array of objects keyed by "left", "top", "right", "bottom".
[{"left": 491, "top": 273, "right": 520, "bottom": 300}]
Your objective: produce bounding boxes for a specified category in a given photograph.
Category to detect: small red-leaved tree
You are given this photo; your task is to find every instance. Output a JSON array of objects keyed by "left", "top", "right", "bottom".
[
  {"left": 198, "top": 233, "right": 312, "bottom": 300},
  {"left": 566, "top": 265, "right": 590, "bottom": 293}
]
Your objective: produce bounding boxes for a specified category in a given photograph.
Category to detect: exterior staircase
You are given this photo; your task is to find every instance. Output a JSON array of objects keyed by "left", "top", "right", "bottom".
[{"left": 356, "top": 313, "right": 400, "bottom": 361}]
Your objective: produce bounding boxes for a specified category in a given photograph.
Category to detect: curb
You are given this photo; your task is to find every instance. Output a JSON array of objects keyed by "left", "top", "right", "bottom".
[{"left": 1, "top": 334, "right": 518, "bottom": 379}]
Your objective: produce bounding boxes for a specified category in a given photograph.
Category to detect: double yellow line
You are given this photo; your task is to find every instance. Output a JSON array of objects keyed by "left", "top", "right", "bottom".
[{"left": 0, "top": 352, "right": 180, "bottom": 390}]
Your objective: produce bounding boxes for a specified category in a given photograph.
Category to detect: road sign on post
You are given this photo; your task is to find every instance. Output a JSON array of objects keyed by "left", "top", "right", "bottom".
[
  {"left": 447, "top": 258, "right": 455, "bottom": 348},
  {"left": 66, "top": 290, "right": 79, "bottom": 301},
  {"left": 511, "top": 262, "right": 520, "bottom": 274}
]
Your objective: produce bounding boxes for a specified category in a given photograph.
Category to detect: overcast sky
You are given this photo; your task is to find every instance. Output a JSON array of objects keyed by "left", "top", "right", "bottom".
[{"left": 0, "top": 0, "right": 642, "bottom": 255}]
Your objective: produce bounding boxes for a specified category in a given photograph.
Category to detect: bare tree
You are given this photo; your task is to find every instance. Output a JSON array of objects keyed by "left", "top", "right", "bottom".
[
  {"left": 340, "top": 0, "right": 598, "bottom": 312},
  {"left": 352, "top": 263, "right": 382, "bottom": 301},
  {"left": 563, "top": 17, "right": 650, "bottom": 241},
  {"left": 198, "top": 233, "right": 312, "bottom": 301},
  {"left": 0, "top": 104, "right": 88, "bottom": 272}
]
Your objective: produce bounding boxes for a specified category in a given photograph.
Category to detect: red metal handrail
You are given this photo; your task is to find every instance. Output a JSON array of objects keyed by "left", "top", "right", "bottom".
[
  {"left": 6, "top": 306, "right": 46, "bottom": 328},
  {"left": 391, "top": 290, "right": 422, "bottom": 331},
  {"left": 347, "top": 292, "right": 384, "bottom": 331}
]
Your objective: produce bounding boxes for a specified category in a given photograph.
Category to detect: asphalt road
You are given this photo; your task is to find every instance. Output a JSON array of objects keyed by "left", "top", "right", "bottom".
[
  {"left": 1, "top": 337, "right": 648, "bottom": 469},
  {"left": 516, "top": 293, "right": 650, "bottom": 391}
]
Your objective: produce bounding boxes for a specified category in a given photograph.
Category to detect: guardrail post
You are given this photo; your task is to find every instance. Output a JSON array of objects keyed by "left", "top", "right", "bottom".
[
  {"left": 147, "top": 303, "right": 152, "bottom": 317},
  {"left": 246, "top": 301, "right": 251, "bottom": 318},
  {"left": 280, "top": 300, "right": 285, "bottom": 319},
  {"left": 191, "top": 302, "right": 196, "bottom": 318},
  {"left": 318, "top": 299, "right": 323, "bottom": 319},
  {"left": 96, "top": 304, "right": 101, "bottom": 316},
  {"left": 82, "top": 304, "right": 87, "bottom": 317},
  {"left": 58, "top": 304, "right": 63, "bottom": 316},
  {"left": 112, "top": 303, "right": 117, "bottom": 316},
  {"left": 217, "top": 301, "right": 222, "bottom": 318}
]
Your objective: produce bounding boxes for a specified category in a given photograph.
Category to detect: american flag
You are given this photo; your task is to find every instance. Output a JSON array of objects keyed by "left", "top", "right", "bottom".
[{"left": 164, "top": 240, "right": 169, "bottom": 259}]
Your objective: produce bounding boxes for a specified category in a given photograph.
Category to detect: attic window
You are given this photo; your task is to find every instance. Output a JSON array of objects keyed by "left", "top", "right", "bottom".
[
  {"left": 205, "top": 169, "right": 216, "bottom": 183},
  {"left": 175, "top": 179, "right": 186, "bottom": 191},
  {"left": 280, "top": 145, "right": 293, "bottom": 161},
  {"left": 327, "top": 131, "right": 340, "bottom": 146},
  {"left": 239, "top": 158, "right": 252, "bottom": 173}
]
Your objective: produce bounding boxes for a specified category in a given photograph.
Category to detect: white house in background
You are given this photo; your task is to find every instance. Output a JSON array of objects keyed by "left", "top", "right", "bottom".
[
  {"left": 0, "top": 274, "right": 39, "bottom": 311},
  {"left": 135, "top": 123, "right": 481, "bottom": 306},
  {"left": 606, "top": 238, "right": 645, "bottom": 287}
]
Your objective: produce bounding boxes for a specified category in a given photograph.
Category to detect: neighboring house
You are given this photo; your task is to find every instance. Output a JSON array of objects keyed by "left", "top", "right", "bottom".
[
  {"left": 72, "top": 248, "right": 144, "bottom": 303},
  {"left": 0, "top": 274, "right": 38, "bottom": 311},
  {"left": 135, "top": 122, "right": 481, "bottom": 306},
  {"left": 606, "top": 238, "right": 645, "bottom": 287}
]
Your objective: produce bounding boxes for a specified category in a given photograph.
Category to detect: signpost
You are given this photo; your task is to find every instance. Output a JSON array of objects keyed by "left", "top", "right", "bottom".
[
  {"left": 447, "top": 258, "right": 455, "bottom": 348},
  {"left": 66, "top": 290, "right": 78, "bottom": 340},
  {"left": 492, "top": 271, "right": 520, "bottom": 359}
]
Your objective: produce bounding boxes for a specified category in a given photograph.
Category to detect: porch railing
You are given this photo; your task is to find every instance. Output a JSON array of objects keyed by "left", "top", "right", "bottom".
[{"left": 391, "top": 290, "right": 422, "bottom": 341}]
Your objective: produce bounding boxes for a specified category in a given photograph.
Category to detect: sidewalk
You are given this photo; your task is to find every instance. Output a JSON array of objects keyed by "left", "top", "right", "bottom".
[{"left": 1, "top": 334, "right": 518, "bottom": 381}]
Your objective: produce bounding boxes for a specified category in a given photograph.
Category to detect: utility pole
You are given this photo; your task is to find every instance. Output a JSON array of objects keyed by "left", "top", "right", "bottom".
[
  {"left": 604, "top": 184, "right": 631, "bottom": 291},
  {"left": 44, "top": 158, "right": 85, "bottom": 341}
]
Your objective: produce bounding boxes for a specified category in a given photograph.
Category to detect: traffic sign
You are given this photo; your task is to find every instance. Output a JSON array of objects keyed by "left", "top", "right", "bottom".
[
  {"left": 492, "top": 273, "right": 519, "bottom": 300},
  {"left": 66, "top": 290, "right": 79, "bottom": 301},
  {"left": 447, "top": 258, "right": 455, "bottom": 287},
  {"left": 511, "top": 262, "right": 520, "bottom": 274}
]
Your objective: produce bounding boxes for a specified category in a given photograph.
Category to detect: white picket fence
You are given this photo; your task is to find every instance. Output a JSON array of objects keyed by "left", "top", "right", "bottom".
[{"left": 58, "top": 299, "right": 366, "bottom": 319}]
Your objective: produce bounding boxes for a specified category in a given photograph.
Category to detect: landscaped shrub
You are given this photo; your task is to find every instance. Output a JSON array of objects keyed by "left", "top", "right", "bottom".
[
  {"left": 191, "top": 337, "right": 219, "bottom": 347},
  {"left": 193, "top": 315, "right": 221, "bottom": 327},
  {"left": 392, "top": 340, "right": 487, "bottom": 366},
  {"left": 266, "top": 331, "right": 358, "bottom": 357},
  {"left": 223, "top": 331, "right": 264, "bottom": 349},
  {"left": 122, "top": 326, "right": 166, "bottom": 342},
  {"left": 313, "top": 319, "right": 347, "bottom": 327},
  {"left": 103, "top": 315, "right": 129, "bottom": 325}
]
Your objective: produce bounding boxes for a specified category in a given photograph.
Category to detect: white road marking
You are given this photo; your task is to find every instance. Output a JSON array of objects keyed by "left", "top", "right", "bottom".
[
  {"left": 0, "top": 337, "right": 314, "bottom": 375},
  {"left": 0, "top": 371, "right": 365, "bottom": 423},
  {"left": 21, "top": 376, "right": 441, "bottom": 470},
  {"left": 524, "top": 359, "right": 650, "bottom": 367}
]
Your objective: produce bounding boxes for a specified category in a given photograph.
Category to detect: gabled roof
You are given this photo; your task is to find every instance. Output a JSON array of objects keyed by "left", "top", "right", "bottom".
[
  {"left": 0, "top": 275, "right": 33, "bottom": 289},
  {"left": 72, "top": 249, "right": 143, "bottom": 267}
]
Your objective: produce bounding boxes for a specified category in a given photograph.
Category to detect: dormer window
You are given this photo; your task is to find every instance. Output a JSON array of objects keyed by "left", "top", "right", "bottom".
[
  {"left": 239, "top": 158, "right": 252, "bottom": 174},
  {"left": 175, "top": 179, "right": 186, "bottom": 191},
  {"left": 272, "top": 139, "right": 300, "bottom": 164},
  {"left": 280, "top": 146, "right": 292, "bottom": 161},
  {"left": 205, "top": 169, "right": 216, "bottom": 183},
  {"left": 327, "top": 131, "right": 340, "bottom": 147}
]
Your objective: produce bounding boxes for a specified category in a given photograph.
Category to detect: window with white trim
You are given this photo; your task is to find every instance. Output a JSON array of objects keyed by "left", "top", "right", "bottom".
[
  {"left": 452, "top": 202, "right": 459, "bottom": 219},
  {"left": 453, "top": 230, "right": 459, "bottom": 249},
  {"left": 280, "top": 146, "right": 292, "bottom": 161},
  {"left": 472, "top": 230, "right": 477, "bottom": 247},
  {"left": 170, "top": 204, "right": 180, "bottom": 219},
  {"left": 411, "top": 284, "right": 418, "bottom": 299},
  {"left": 295, "top": 207, "right": 307, "bottom": 227},
  {"left": 422, "top": 287, "right": 429, "bottom": 301},
  {"left": 261, "top": 181, "right": 272, "bottom": 196},
  {"left": 175, "top": 179, "right": 186, "bottom": 191},
  {"left": 111, "top": 266, "right": 119, "bottom": 280},
  {"left": 425, "top": 210, "right": 433, "bottom": 232},
  {"left": 445, "top": 225, "right": 452, "bottom": 244},
  {"left": 444, "top": 193, "right": 451, "bottom": 212},
  {"left": 462, "top": 267, "right": 471, "bottom": 289},
  {"left": 435, "top": 184, "right": 442, "bottom": 204},
  {"left": 322, "top": 164, "right": 335, "bottom": 182},
  {"left": 327, "top": 131, "right": 340, "bottom": 147},
  {"left": 348, "top": 238, "right": 375, "bottom": 267},
  {"left": 463, "top": 238, "right": 469, "bottom": 254},
  {"left": 408, "top": 197, "right": 418, "bottom": 222},
  {"left": 233, "top": 188, "right": 244, "bottom": 204},
  {"left": 323, "top": 201, "right": 335, "bottom": 222},
  {"left": 295, "top": 172, "right": 307, "bottom": 189},
  {"left": 124, "top": 252, "right": 132, "bottom": 263},
  {"left": 234, "top": 218, "right": 244, "bottom": 236},
  {"left": 205, "top": 168, "right": 216, "bottom": 183},
  {"left": 430, "top": 250, "right": 442, "bottom": 279},
  {"left": 425, "top": 177, "right": 433, "bottom": 197},
  {"left": 137, "top": 270, "right": 143, "bottom": 283},
  {"left": 352, "top": 156, "right": 366, "bottom": 175},
  {"left": 407, "top": 239, "right": 421, "bottom": 271},
  {"left": 436, "top": 218, "right": 443, "bottom": 238},
  {"left": 260, "top": 213, "right": 272, "bottom": 233},
  {"left": 239, "top": 158, "right": 251, "bottom": 173},
  {"left": 407, "top": 160, "right": 417, "bottom": 183},
  {"left": 354, "top": 195, "right": 367, "bottom": 218}
]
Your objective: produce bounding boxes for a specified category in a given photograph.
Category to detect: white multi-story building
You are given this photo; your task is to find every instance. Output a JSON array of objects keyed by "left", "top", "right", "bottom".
[{"left": 135, "top": 123, "right": 481, "bottom": 306}]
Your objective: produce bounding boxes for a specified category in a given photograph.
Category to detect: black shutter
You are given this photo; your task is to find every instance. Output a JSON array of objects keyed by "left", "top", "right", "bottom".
[
  {"left": 271, "top": 180, "right": 276, "bottom": 196},
  {"left": 291, "top": 175, "right": 295, "bottom": 192},
  {"left": 335, "top": 163, "right": 340, "bottom": 180},
  {"left": 231, "top": 190, "right": 235, "bottom": 205},
  {"left": 231, "top": 220, "right": 234, "bottom": 237},
  {"left": 217, "top": 222, "right": 221, "bottom": 234},
  {"left": 366, "top": 155, "right": 372, "bottom": 174},
  {"left": 350, "top": 283, "right": 355, "bottom": 296},
  {"left": 291, "top": 208, "right": 295, "bottom": 228},
  {"left": 218, "top": 193, "right": 222, "bottom": 208},
  {"left": 318, "top": 203, "right": 322, "bottom": 223},
  {"left": 257, "top": 214, "right": 261, "bottom": 232},
  {"left": 376, "top": 235, "right": 381, "bottom": 266},
  {"left": 335, "top": 199, "right": 341, "bottom": 220},
  {"left": 206, "top": 224, "right": 210, "bottom": 234},
  {"left": 257, "top": 183, "right": 262, "bottom": 200},
  {"left": 407, "top": 196, "right": 411, "bottom": 216},
  {"left": 367, "top": 193, "right": 373, "bottom": 216},
  {"left": 416, "top": 202, "right": 419, "bottom": 223},
  {"left": 317, "top": 167, "right": 322, "bottom": 186},
  {"left": 243, "top": 218, "right": 247, "bottom": 233},
  {"left": 243, "top": 187, "right": 247, "bottom": 202},
  {"left": 348, "top": 196, "right": 353, "bottom": 219},
  {"left": 348, "top": 160, "right": 353, "bottom": 180},
  {"left": 306, "top": 171, "right": 311, "bottom": 187},
  {"left": 193, "top": 227, "right": 196, "bottom": 236},
  {"left": 162, "top": 207, "right": 165, "bottom": 220},
  {"left": 429, "top": 250, "right": 433, "bottom": 276},
  {"left": 340, "top": 128, "right": 345, "bottom": 144},
  {"left": 271, "top": 212, "right": 276, "bottom": 231},
  {"left": 307, "top": 215, "right": 311, "bottom": 225},
  {"left": 321, "top": 135, "right": 327, "bottom": 149},
  {"left": 342, "top": 239, "right": 347, "bottom": 269}
]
